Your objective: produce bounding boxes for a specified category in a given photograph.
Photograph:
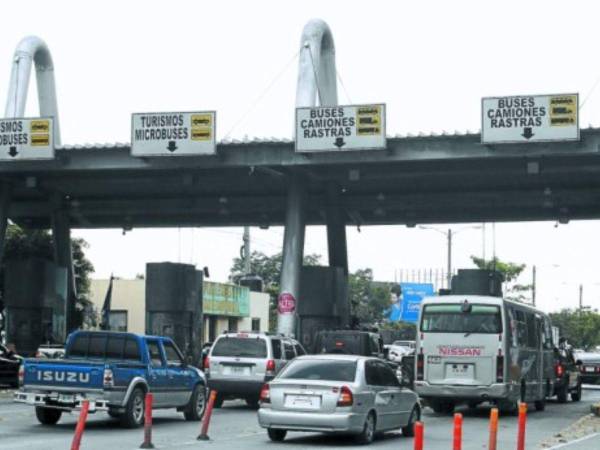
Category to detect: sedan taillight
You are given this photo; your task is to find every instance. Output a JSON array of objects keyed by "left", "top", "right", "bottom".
[
  {"left": 259, "top": 383, "right": 270, "bottom": 404},
  {"left": 337, "top": 386, "right": 353, "bottom": 407}
]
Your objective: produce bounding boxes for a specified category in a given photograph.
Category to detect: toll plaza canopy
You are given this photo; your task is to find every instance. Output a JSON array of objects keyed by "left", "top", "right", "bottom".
[{"left": 2, "top": 128, "right": 600, "bottom": 229}]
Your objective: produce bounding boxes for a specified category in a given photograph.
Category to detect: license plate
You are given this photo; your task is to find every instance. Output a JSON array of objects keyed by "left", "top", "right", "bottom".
[
  {"left": 58, "top": 394, "right": 75, "bottom": 403},
  {"left": 585, "top": 366, "right": 595, "bottom": 373},
  {"left": 224, "top": 366, "right": 250, "bottom": 376},
  {"left": 447, "top": 364, "right": 474, "bottom": 378},
  {"left": 284, "top": 394, "right": 320, "bottom": 409}
]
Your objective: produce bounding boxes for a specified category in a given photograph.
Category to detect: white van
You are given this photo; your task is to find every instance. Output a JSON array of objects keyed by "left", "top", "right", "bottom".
[{"left": 414, "top": 295, "right": 554, "bottom": 413}]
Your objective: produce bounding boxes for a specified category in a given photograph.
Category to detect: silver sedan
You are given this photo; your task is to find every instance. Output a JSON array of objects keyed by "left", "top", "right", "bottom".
[{"left": 257, "top": 354, "right": 420, "bottom": 444}]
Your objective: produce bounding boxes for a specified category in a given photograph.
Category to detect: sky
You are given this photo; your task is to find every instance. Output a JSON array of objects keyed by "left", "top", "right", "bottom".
[{"left": 2, "top": 0, "right": 600, "bottom": 314}]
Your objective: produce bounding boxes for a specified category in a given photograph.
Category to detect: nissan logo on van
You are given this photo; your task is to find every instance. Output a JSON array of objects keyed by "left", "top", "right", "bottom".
[{"left": 37, "top": 370, "right": 90, "bottom": 383}]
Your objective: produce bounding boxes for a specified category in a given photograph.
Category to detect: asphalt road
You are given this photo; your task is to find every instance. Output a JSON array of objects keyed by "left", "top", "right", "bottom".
[{"left": 0, "top": 389, "right": 599, "bottom": 450}]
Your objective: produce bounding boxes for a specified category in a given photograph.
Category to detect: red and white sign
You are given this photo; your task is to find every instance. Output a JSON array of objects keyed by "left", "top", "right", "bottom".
[{"left": 277, "top": 292, "right": 296, "bottom": 314}]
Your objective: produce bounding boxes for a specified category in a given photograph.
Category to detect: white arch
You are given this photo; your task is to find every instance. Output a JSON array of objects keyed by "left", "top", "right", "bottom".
[
  {"left": 295, "top": 19, "right": 338, "bottom": 108},
  {"left": 5, "top": 36, "right": 61, "bottom": 145}
]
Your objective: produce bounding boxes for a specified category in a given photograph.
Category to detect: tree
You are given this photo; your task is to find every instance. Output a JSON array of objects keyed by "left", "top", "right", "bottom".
[
  {"left": 229, "top": 251, "right": 321, "bottom": 331},
  {"left": 549, "top": 308, "right": 600, "bottom": 350},
  {"left": 348, "top": 269, "right": 392, "bottom": 326},
  {"left": 470, "top": 256, "right": 532, "bottom": 303},
  {"left": 0, "top": 224, "right": 96, "bottom": 331}
]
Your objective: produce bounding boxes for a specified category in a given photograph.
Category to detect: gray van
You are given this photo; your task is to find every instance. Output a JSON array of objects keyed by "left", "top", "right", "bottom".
[{"left": 205, "top": 331, "right": 305, "bottom": 408}]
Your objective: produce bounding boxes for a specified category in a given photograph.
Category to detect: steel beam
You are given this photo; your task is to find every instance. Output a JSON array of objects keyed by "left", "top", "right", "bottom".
[
  {"left": 326, "top": 182, "right": 348, "bottom": 275},
  {"left": 0, "top": 182, "right": 11, "bottom": 264},
  {"left": 51, "top": 199, "right": 77, "bottom": 334},
  {"left": 277, "top": 172, "right": 307, "bottom": 337}
]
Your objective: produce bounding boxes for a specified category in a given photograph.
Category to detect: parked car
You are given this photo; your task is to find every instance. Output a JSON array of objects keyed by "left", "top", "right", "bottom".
[
  {"left": 257, "top": 354, "right": 420, "bottom": 444},
  {"left": 553, "top": 345, "right": 582, "bottom": 402},
  {"left": 575, "top": 351, "right": 600, "bottom": 384},
  {"left": 313, "top": 330, "right": 385, "bottom": 359},
  {"left": 0, "top": 343, "right": 22, "bottom": 387},
  {"left": 14, "top": 330, "right": 207, "bottom": 427},
  {"left": 35, "top": 344, "right": 65, "bottom": 359},
  {"left": 386, "top": 340, "right": 415, "bottom": 363},
  {"left": 205, "top": 331, "right": 306, "bottom": 408}
]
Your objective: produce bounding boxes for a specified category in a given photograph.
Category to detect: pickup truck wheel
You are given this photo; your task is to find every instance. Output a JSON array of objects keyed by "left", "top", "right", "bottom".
[
  {"left": 556, "top": 384, "right": 568, "bottom": 403},
  {"left": 120, "top": 388, "right": 145, "bottom": 428},
  {"left": 107, "top": 409, "right": 122, "bottom": 419},
  {"left": 184, "top": 384, "right": 207, "bottom": 421},
  {"left": 35, "top": 407, "right": 62, "bottom": 425}
]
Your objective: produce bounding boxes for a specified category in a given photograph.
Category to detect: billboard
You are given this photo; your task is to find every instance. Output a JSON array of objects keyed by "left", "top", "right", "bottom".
[
  {"left": 389, "top": 282, "right": 434, "bottom": 323},
  {"left": 203, "top": 282, "right": 250, "bottom": 317}
]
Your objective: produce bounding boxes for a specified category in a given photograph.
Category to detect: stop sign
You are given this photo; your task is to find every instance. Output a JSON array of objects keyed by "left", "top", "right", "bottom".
[{"left": 277, "top": 292, "right": 296, "bottom": 314}]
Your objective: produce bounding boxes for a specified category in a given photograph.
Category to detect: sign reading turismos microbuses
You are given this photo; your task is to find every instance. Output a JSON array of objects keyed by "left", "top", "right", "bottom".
[
  {"left": 131, "top": 111, "right": 216, "bottom": 156},
  {"left": 482, "top": 94, "right": 579, "bottom": 144},
  {"left": 295, "top": 104, "right": 386, "bottom": 152},
  {"left": 0, "top": 117, "right": 53, "bottom": 160}
]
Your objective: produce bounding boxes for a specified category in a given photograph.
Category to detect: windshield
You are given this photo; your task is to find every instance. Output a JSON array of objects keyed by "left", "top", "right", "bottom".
[
  {"left": 421, "top": 304, "right": 502, "bottom": 334},
  {"left": 212, "top": 337, "right": 267, "bottom": 358},
  {"left": 279, "top": 359, "right": 357, "bottom": 382}
]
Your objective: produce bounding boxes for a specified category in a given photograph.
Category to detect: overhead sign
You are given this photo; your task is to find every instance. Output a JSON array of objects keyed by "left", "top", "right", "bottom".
[
  {"left": 482, "top": 94, "right": 579, "bottom": 144},
  {"left": 203, "top": 281, "right": 250, "bottom": 317},
  {"left": 131, "top": 111, "right": 216, "bottom": 156},
  {"left": 0, "top": 117, "right": 53, "bottom": 160},
  {"left": 389, "top": 282, "right": 434, "bottom": 323},
  {"left": 295, "top": 103, "right": 386, "bottom": 152}
]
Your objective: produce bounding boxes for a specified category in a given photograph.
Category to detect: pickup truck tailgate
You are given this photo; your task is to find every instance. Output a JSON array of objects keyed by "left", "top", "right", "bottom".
[{"left": 23, "top": 359, "right": 105, "bottom": 390}]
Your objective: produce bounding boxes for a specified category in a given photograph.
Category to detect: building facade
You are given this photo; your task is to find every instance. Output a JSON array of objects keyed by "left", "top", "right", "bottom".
[{"left": 89, "top": 278, "right": 270, "bottom": 342}]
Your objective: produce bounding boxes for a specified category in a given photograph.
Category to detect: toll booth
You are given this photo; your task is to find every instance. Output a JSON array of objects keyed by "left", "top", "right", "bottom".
[
  {"left": 145, "top": 262, "right": 203, "bottom": 365},
  {"left": 3, "top": 258, "right": 67, "bottom": 355},
  {"left": 296, "top": 265, "right": 349, "bottom": 352}
]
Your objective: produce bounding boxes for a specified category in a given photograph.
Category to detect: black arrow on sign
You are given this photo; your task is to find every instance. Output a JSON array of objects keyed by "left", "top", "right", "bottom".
[
  {"left": 166, "top": 141, "right": 178, "bottom": 152},
  {"left": 334, "top": 137, "right": 346, "bottom": 148},
  {"left": 8, "top": 146, "right": 18, "bottom": 157},
  {"left": 522, "top": 127, "right": 534, "bottom": 140}
]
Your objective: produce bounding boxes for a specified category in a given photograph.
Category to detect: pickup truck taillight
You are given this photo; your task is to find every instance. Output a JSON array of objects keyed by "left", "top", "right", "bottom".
[
  {"left": 266, "top": 359, "right": 276, "bottom": 377},
  {"left": 203, "top": 357, "right": 210, "bottom": 376},
  {"left": 103, "top": 368, "right": 114, "bottom": 388},
  {"left": 18, "top": 365, "right": 24, "bottom": 387},
  {"left": 555, "top": 363, "right": 564, "bottom": 378}
]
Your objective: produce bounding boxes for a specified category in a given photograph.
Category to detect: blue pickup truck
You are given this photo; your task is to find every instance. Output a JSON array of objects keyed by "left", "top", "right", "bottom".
[{"left": 14, "top": 331, "right": 207, "bottom": 428}]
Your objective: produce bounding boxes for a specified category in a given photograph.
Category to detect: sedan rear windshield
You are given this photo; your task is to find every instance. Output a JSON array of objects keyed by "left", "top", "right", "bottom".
[
  {"left": 278, "top": 359, "right": 357, "bottom": 382},
  {"left": 211, "top": 337, "right": 267, "bottom": 358},
  {"left": 421, "top": 304, "right": 502, "bottom": 334}
]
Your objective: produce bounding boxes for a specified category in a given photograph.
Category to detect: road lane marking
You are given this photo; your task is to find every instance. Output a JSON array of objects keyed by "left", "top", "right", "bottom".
[{"left": 544, "top": 432, "right": 600, "bottom": 449}]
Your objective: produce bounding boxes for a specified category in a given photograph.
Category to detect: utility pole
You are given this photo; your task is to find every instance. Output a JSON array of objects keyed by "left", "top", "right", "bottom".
[
  {"left": 447, "top": 229, "right": 452, "bottom": 289},
  {"left": 532, "top": 265, "right": 536, "bottom": 307},
  {"left": 243, "top": 226, "right": 251, "bottom": 275},
  {"left": 579, "top": 284, "right": 583, "bottom": 313}
]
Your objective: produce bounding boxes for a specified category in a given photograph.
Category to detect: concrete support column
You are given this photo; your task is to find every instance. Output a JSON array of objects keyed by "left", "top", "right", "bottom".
[
  {"left": 52, "top": 203, "right": 77, "bottom": 334},
  {"left": 0, "top": 182, "right": 11, "bottom": 265},
  {"left": 325, "top": 182, "right": 348, "bottom": 275},
  {"left": 277, "top": 172, "right": 307, "bottom": 337}
]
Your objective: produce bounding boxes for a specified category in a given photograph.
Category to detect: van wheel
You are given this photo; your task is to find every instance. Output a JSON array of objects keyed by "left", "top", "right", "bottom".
[
  {"left": 556, "top": 385, "right": 568, "bottom": 403},
  {"left": 498, "top": 400, "right": 518, "bottom": 415},
  {"left": 120, "top": 388, "right": 145, "bottom": 428},
  {"left": 267, "top": 428, "right": 287, "bottom": 442},
  {"left": 35, "top": 407, "right": 62, "bottom": 425},
  {"left": 184, "top": 384, "right": 207, "bottom": 421},
  {"left": 355, "top": 412, "right": 376, "bottom": 445},
  {"left": 402, "top": 405, "right": 420, "bottom": 437},
  {"left": 571, "top": 382, "right": 582, "bottom": 402},
  {"left": 534, "top": 399, "right": 546, "bottom": 411}
]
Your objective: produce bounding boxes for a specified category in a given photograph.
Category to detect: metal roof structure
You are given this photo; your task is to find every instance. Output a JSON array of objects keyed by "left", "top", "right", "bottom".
[{"left": 3, "top": 128, "right": 600, "bottom": 229}]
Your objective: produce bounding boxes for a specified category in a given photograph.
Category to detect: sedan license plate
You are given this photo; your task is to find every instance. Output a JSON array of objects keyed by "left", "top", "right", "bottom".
[
  {"left": 284, "top": 394, "right": 320, "bottom": 409},
  {"left": 585, "top": 366, "right": 595, "bottom": 373}
]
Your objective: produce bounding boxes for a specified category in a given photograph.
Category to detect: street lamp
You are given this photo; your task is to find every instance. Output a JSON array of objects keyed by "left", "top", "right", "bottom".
[{"left": 418, "top": 225, "right": 482, "bottom": 288}]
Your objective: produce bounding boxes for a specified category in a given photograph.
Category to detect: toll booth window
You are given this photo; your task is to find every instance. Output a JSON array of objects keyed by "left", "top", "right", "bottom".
[
  {"left": 124, "top": 338, "right": 141, "bottom": 362},
  {"left": 88, "top": 334, "right": 108, "bottom": 359},
  {"left": 163, "top": 341, "right": 184, "bottom": 366},
  {"left": 106, "top": 336, "right": 125, "bottom": 360},
  {"left": 147, "top": 341, "right": 164, "bottom": 366},
  {"left": 69, "top": 334, "right": 89, "bottom": 358},
  {"left": 271, "top": 339, "right": 282, "bottom": 359}
]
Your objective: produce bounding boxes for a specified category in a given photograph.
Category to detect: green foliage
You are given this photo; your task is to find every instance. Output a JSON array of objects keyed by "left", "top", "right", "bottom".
[
  {"left": 380, "top": 320, "right": 417, "bottom": 340},
  {"left": 470, "top": 256, "right": 532, "bottom": 303},
  {"left": 0, "top": 224, "right": 96, "bottom": 328},
  {"left": 229, "top": 251, "right": 321, "bottom": 331},
  {"left": 348, "top": 269, "right": 392, "bottom": 326},
  {"left": 549, "top": 308, "right": 600, "bottom": 350}
]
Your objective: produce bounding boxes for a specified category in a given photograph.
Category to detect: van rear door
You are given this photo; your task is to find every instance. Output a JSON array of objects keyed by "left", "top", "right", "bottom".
[{"left": 419, "top": 302, "right": 502, "bottom": 386}]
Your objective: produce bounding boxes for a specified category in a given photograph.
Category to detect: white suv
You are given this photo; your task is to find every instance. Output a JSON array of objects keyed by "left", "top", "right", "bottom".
[{"left": 205, "top": 331, "right": 305, "bottom": 408}]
